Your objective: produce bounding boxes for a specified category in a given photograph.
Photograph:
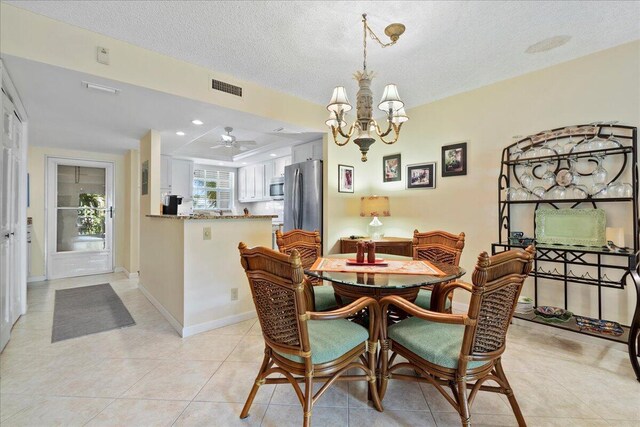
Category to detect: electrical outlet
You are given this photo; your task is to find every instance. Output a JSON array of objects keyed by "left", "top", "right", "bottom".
[
  {"left": 230, "top": 288, "right": 239, "bottom": 301},
  {"left": 203, "top": 227, "right": 211, "bottom": 240}
]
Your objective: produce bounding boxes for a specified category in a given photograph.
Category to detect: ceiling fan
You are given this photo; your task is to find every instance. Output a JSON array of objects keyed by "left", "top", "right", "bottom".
[{"left": 210, "top": 126, "right": 257, "bottom": 152}]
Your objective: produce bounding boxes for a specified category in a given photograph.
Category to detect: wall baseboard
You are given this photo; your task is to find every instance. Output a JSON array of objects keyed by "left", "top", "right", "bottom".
[
  {"left": 114, "top": 267, "right": 139, "bottom": 279},
  {"left": 27, "top": 276, "right": 46, "bottom": 283},
  {"left": 138, "top": 283, "right": 184, "bottom": 337},
  {"left": 138, "top": 282, "right": 255, "bottom": 338},
  {"left": 182, "top": 311, "right": 257, "bottom": 338}
]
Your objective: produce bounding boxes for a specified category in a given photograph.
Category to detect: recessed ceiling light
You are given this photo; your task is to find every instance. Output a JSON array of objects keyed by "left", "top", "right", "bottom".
[
  {"left": 525, "top": 35, "right": 571, "bottom": 54},
  {"left": 270, "top": 153, "right": 277, "bottom": 157},
  {"left": 242, "top": 162, "right": 247, "bottom": 165},
  {"left": 191, "top": 119, "right": 203, "bottom": 125},
  {"left": 218, "top": 162, "right": 224, "bottom": 166},
  {"left": 176, "top": 131, "right": 185, "bottom": 136}
]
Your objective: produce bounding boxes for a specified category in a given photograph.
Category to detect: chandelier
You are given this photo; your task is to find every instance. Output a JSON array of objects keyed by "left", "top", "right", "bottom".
[{"left": 326, "top": 13, "right": 408, "bottom": 162}]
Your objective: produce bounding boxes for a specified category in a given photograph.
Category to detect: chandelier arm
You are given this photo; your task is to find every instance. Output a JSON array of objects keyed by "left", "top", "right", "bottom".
[
  {"left": 373, "top": 119, "right": 394, "bottom": 138},
  {"left": 331, "top": 123, "right": 356, "bottom": 146},
  {"left": 378, "top": 123, "right": 403, "bottom": 145}
]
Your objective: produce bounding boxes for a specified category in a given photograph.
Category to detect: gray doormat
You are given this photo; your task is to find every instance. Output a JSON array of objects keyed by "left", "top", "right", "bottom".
[{"left": 52, "top": 283, "right": 135, "bottom": 343}]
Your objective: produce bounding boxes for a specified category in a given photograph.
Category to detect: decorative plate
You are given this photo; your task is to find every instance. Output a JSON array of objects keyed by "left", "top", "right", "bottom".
[
  {"left": 555, "top": 169, "right": 573, "bottom": 187},
  {"left": 575, "top": 316, "right": 624, "bottom": 336},
  {"left": 534, "top": 306, "right": 572, "bottom": 323},
  {"left": 535, "top": 208, "right": 606, "bottom": 246},
  {"left": 534, "top": 306, "right": 567, "bottom": 317}
]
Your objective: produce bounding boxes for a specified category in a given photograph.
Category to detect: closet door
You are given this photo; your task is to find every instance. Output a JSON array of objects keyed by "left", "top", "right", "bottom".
[{"left": 0, "top": 91, "right": 18, "bottom": 350}]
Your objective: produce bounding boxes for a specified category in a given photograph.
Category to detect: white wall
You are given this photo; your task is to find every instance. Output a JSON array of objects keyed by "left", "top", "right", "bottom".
[{"left": 325, "top": 41, "right": 640, "bottom": 324}]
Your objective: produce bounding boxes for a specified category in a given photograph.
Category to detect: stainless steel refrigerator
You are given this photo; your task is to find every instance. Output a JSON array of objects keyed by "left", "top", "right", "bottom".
[{"left": 284, "top": 160, "right": 323, "bottom": 235}]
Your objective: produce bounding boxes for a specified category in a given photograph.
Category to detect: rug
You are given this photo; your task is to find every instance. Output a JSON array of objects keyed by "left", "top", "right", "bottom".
[{"left": 51, "top": 283, "right": 135, "bottom": 343}]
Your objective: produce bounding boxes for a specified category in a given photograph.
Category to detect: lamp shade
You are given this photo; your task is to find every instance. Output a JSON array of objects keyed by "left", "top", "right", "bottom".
[
  {"left": 391, "top": 107, "right": 409, "bottom": 124},
  {"left": 327, "top": 86, "right": 352, "bottom": 113},
  {"left": 360, "top": 196, "right": 390, "bottom": 217},
  {"left": 378, "top": 84, "right": 404, "bottom": 112}
]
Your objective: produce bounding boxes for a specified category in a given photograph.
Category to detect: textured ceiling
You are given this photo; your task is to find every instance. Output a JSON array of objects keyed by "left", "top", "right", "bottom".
[
  {"left": 6, "top": 1, "right": 640, "bottom": 109},
  {"left": 3, "top": 55, "right": 320, "bottom": 163}
]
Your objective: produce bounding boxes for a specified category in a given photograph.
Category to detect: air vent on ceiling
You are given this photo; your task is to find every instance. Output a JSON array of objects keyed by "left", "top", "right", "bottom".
[{"left": 211, "top": 79, "right": 243, "bottom": 97}]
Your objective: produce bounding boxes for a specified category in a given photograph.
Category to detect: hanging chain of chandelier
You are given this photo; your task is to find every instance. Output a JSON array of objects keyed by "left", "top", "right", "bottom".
[{"left": 326, "top": 13, "right": 408, "bottom": 162}]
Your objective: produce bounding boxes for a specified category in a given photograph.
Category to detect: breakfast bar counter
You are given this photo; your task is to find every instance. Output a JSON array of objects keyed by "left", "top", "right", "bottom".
[{"left": 139, "top": 214, "right": 275, "bottom": 337}]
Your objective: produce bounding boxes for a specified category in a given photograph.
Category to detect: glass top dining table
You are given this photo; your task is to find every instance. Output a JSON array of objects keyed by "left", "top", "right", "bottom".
[{"left": 305, "top": 253, "right": 465, "bottom": 308}]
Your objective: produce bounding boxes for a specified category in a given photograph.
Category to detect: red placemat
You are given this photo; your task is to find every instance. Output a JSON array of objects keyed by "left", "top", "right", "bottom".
[{"left": 309, "top": 258, "right": 446, "bottom": 276}]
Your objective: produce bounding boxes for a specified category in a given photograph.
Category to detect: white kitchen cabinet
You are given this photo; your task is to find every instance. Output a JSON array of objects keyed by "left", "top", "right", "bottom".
[
  {"left": 273, "top": 156, "right": 291, "bottom": 177},
  {"left": 160, "top": 155, "right": 172, "bottom": 191},
  {"left": 292, "top": 140, "right": 323, "bottom": 163},
  {"left": 238, "top": 156, "right": 291, "bottom": 202},
  {"left": 171, "top": 158, "right": 193, "bottom": 198},
  {"left": 263, "top": 161, "right": 274, "bottom": 197},
  {"left": 237, "top": 167, "right": 247, "bottom": 201}
]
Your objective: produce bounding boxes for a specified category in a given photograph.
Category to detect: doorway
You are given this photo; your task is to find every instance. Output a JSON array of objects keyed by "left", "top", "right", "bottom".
[{"left": 46, "top": 158, "right": 114, "bottom": 279}]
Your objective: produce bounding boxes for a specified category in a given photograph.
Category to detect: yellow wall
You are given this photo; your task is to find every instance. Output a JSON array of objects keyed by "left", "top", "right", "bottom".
[
  {"left": 325, "top": 40, "right": 640, "bottom": 324},
  {"left": 27, "top": 146, "right": 127, "bottom": 278},
  {"left": 123, "top": 149, "right": 140, "bottom": 274},
  {"left": 0, "top": 3, "right": 325, "bottom": 130}
]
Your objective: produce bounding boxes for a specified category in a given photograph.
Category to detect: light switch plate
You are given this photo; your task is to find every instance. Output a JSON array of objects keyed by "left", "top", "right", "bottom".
[
  {"left": 203, "top": 227, "right": 211, "bottom": 240},
  {"left": 230, "top": 288, "right": 239, "bottom": 301}
]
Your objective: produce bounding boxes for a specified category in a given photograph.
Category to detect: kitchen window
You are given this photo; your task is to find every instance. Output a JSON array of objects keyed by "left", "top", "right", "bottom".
[{"left": 192, "top": 168, "right": 234, "bottom": 211}]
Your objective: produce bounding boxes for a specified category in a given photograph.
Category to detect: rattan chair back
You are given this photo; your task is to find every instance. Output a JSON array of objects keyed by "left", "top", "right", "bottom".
[
  {"left": 238, "top": 242, "right": 310, "bottom": 355},
  {"left": 463, "top": 246, "right": 535, "bottom": 364},
  {"left": 412, "top": 229, "right": 465, "bottom": 266},
  {"left": 275, "top": 229, "right": 321, "bottom": 270}
]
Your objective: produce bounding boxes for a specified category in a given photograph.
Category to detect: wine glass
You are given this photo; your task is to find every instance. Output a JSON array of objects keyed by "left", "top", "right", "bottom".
[
  {"left": 589, "top": 122, "right": 607, "bottom": 151},
  {"left": 524, "top": 136, "right": 539, "bottom": 160},
  {"left": 537, "top": 130, "right": 555, "bottom": 158},
  {"left": 621, "top": 183, "right": 633, "bottom": 198},
  {"left": 510, "top": 135, "right": 524, "bottom": 160},
  {"left": 572, "top": 185, "right": 588, "bottom": 199},
  {"left": 607, "top": 182, "right": 623, "bottom": 198},
  {"left": 542, "top": 167, "right": 556, "bottom": 188},
  {"left": 574, "top": 123, "right": 598, "bottom": 152},
  {"left": 531, "top": 186, "right": 546, "bottom": 200},
  {"left": 506, "top": 187, "right": 517, "bottom": 201},
  {"left": 515, "top": 188, "right": 530, "bottom": 201},
  {"left": 604, "top": 121, "right": 622, "bottom": 149},
  {"left": 519, "top": 165, "right": 534, "bottom": 189},
  {"left": 591, "top": 183, "right": 607, "bottom": 198},
  {"left": 563, "top": 127, "right": 579, "bottom": 154},
  {"left": 591, "top": 156, "right": 608, "bottom": 185}
]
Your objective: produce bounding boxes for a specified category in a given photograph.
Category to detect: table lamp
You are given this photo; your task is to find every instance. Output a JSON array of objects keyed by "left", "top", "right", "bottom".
[{"left": 360, "top": 196, "right": 390, "bottom": 239}]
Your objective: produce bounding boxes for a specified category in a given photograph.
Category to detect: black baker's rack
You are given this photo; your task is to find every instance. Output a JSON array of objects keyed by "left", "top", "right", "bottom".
[{"left": 491, "top": 123, "right": 640, "bottom": 381}]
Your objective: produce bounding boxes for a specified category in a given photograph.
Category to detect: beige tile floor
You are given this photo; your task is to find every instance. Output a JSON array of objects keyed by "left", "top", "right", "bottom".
[{"left": 1, "top": 272, "right": 638, "bottom": 426}]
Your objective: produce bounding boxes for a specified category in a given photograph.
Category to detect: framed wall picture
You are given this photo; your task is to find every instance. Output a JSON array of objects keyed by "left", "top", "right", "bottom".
[
  {"left": 338, "top": 164, "right": 354, "bottom": 193},
  {"left": 407, "top": 162, "right": 436, "bottom": 189},
  {"left": 442, "top": 142, "right": 467, "bottom": 177},
  {"left": 383, "top": 153, "right": 402, "bottom": 182},
  {"left": 141, "top": 160, "right": 149, "bottom": 195}
]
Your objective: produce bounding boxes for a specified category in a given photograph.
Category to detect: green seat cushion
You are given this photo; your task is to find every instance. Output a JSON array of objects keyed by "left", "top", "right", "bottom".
[
  {"left": 276, "top": 319, "right": 368, "bottom": 365},
  {"left": 313, "top": 285, "right": 338, "bottom": 311},
  {"left": 388, "top": 316, "right": 488, "bottom": 370},
  {"left": 414, "top": 289, "right": 452, "bottom": 311}
]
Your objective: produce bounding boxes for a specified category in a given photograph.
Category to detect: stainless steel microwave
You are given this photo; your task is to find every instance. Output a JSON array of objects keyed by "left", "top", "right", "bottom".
[{"left": 269, "top": 176, "right": 284, "bottom": 200}]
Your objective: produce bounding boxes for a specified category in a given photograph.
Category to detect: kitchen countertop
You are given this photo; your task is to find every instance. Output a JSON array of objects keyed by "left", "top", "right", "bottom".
[{"left": 146, "top": 214, "right": 277, "bottom": 220}]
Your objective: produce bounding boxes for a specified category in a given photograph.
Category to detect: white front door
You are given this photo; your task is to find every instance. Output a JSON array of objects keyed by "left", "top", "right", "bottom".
[
  {"left": 46, "top": 158, "right": 114, "bottom": 279},
  {"left": 1, "top": 91, "right": 23, "bottom": 350}
]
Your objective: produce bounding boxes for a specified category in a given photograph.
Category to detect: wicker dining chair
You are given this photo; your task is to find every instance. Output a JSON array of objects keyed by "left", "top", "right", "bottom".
[
  {"left": 276, "top": 229, "right": 337, "bottom": 311},
  {"left": 380, "top": 246, "right": 535, "bottom": 427},
  {"left": 238, "top": 243, "right": 383, "bottom": 427},
  {"left": 412, "top": 229, "right": 465, "bottom": 312}
]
